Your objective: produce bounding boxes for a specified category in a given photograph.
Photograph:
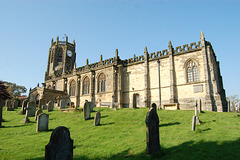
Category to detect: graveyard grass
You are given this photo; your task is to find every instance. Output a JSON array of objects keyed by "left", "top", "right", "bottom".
[{"left": 1, "top": 107, "right": 240, "bottom": 160}]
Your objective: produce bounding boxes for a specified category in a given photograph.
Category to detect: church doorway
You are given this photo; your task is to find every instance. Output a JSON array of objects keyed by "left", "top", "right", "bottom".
[{"left": 133, "top": 93, "right": 140, "bottom": 108}]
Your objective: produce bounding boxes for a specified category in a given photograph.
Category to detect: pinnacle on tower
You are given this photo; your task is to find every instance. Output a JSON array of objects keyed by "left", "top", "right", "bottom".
[
  {"left": 56, "top": 36, "right": 59, "bottom": 42},
  {"left": 200, "top": 30, "right": 205, "bottom": 40},
  {"left": 66, "top": 36, "right": 68, "bottom": 42},
  {"left": 100, "top": 54, "right": 103, "bottom": 61},
  {"left": 144, "top": 46, "right": 148, "bottom": 54},
  {"left": 86, "top": 59, "right": 89, "bottom": 65},
  {"left": 115, "top": 49, "right": 118, "bottom": 58},
  {"left": 73, "top": 40, "right": 75, "bottom": 46},
  {"left": 168, "top": 40, "right": 172, "bottom": 47}
]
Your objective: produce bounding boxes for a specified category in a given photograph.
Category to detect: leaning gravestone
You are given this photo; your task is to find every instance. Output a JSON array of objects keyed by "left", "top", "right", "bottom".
[
  {"left": 21, "top": 99, "right": 28, "bottom": 114},
  {"left": 22, "top": 107, "right": 30, "bottom": 123},
  {"left": 36, "top": 113, "right": 49, "bottom": 132},
  {"left": 6, "top": 100, "right": 14, "bottom": 111},
  {"left": 35, "top": 109, "right": 43, "bottom": 121},
  {"left": 94, "top": 111, "right": 101, "bottom": 126},
  {"left": 60, "top": 99, "right": 66, "bottom": 109},
  {"left": 47, "top": 101, "right": 54, "bottom": 112},
  {"left": 83, "top": 101, "right": 91, "bottom": 120},
  {"left": 145, "top": 103, "right": 160, "bottom": 155},
  {"left": 27, "top": 101, "right": 36, "bottom": 117},
  {"left": 12, "top": 99, "right": 18, "bottom": 109},
  {"left": 45, "top": 126, "right": 73, "bottom": 160}
]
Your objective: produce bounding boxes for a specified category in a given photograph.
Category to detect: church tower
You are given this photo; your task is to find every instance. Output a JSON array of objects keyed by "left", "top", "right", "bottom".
[{"left": 45, "top": 36, "right": 76, "bottom": 78}]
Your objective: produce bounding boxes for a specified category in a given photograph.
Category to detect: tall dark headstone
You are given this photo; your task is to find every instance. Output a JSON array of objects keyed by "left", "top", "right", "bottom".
[
  {"left": 27, "top": 101, "right": 36, "bottom": 117},
  {"left": 47, "top": 100, "right": 54, "bottom": 112},
  {"left": 45, "top": 126, "right": 73, "bottom": 160},
  {"left": 192, "top": 116, "right": 196, "bottom": 131},
  {"left": 6, "top": 100, "right": 13, "bottom": 111},
  {"left": 21, "top": 99, "right": 28, "bottom": 114},
  {"left": 0, "top": 100, "right": 4, "bottom": 126},
  {"left": 145, "top": 103, "right": 160, "bottom": 155}
]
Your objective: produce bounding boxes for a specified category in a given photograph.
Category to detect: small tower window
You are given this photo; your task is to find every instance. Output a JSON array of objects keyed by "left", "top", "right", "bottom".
[
  {"left": 186, "top": 60, "right": 199, "bottom": 83},
  {"left": 83, "top": 77, "right": 90, "bottom": 95}
]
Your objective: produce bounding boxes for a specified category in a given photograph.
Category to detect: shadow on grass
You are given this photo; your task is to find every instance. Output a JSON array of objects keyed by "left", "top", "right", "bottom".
[
  {"left": 159, "top": 122, "right": 180, "bottom": 127},
  {"left": 0, "top": 124, "right": 26, "bottom": 128},
  {"left": 100, "top": 122, "right": 115, "bottom": 126},
  {"left": 25, "top": 138, "right": 240, "bottom": 160},
  {"left": 101, "top": 115, "right": 109, "bottom": 118}
]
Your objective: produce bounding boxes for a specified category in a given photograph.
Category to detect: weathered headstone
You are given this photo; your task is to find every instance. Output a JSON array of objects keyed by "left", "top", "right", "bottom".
[
  {"left": 22, "top": 108, "right": 30, "bottom": 123},
  {"left": 35, "top": 109, "right": 43, "bottom": 121},
  {"left": 232, "top": 101, "right": 238, "bottom": 117},
  {"left": 5, "top": 100, "right": 14, "bottom": 111},
  {"left": 227, "top": 100, "right": 231, "bottom": 112},
  {"left": 45, "top": 126, "right": 73, "bottom": 160},
  {"left": 12, "top": 99, "right": 18, "bottom": 109},
  {"left": 36, "top": 113, "right": 49, "bottom": 132},
  {"left": 21, "top": 99, "right": 28, "bottom": 114},
  {"left": 110, "top": 95, "right": 115, "bottom": 109},
  {"left": 83, "top": 100, "right": 91, "bottom": 120},
  {"left": 195, "top": 101, "right": 200, "bottom": 125},
  {"left": 42, "top": 105, "right": 47, "bottom": 110},
  {"left": 94, "top": 111, "right": 101, "bottom": 126},
  {"left": 192, "top": 116, "right": 196, "bottom": 131},
  {"left": 60, "top": 99, "right": 66, "bottom": 109},
  {"left": 145, "top": 103, "right": 160, "bottom": 155},
  {"left": 47, "top": 101, "right": 54, "bottom": 112},
  {"left": 27, "top": 101, "right": 36, "bottom": 117},
  {"left": 198, "top": 99, "right": 202, "bottom": 113}
]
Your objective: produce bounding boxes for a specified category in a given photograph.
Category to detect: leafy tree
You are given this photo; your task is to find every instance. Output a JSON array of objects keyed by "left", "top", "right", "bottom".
[
  {"left": 0, "top": 81, "right": 10, "bottom": 100},
  {"left": 4, "top": 81, "right": 27, "bottom": 98}
]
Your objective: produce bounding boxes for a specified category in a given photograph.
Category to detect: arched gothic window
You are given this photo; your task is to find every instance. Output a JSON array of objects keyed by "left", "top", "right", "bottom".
[
  {"left": 186, "top": 60, "right": 199, "bottom": 83},
  {"left": 69, "top": 80, "right": 76, "bottom": 96},
  {"left": 83, "top": 77, "right": 90, "bottom": 95},
  {"left": 97, "top": 73, "right": 106, "bottom": 93}
]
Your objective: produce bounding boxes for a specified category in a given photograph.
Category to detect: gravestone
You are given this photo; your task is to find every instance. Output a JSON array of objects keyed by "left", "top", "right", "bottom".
[
  {"left": 198, "top": 99, "right": 202, "bottom": 113},
  {"left": 23, "top": 107, "right": 30, "bottom": 123},
  {"left": 94, "top": 111, "right": 101, "bottom": 126},
  {"left": 21, "top": 99, "right": 28, "bottom": 114},
  {"left": 0, "top": 100, "right": 4, "bottom": 127},
  {"left": 27, "top": 101, "right": 36, "bottom": 117},
  {"left": 192, "top": 116, "right": 196, "bottom": 131},
  {"left": 232, "top": 101, "right": 238, "bottom": 117},
  {"left": 195, "top": 101, "right": 200, "bottom": 125},
  {"left": 47, "top": 101, "right": 54, "bottom": 112},
  {"left": 12, "top": 99, "right": 18, "bottom": 109},
  {"left": 90, "top": 102, "right": 94, "bottom": 112},
  {"left": 227, "top": 100, "right": 231, "bottom": 112},
  {"left": 36, "top": 113, "right": 49, "bottom": 132},
  {"left": 6, "top": 100, "right": 14, "bottom": 111},
  {"left": 35, "top": 109, "right": 43, "bottom": 121},
  {"left": 145, "top": 103, "right": 160, "bottom": 155},
  {"left": 42, "top": 105, "right": 47, "bottom": 110},
  {"left": 45, "top": 126, "right": 73, "bottom": 160},
  {"left": 83, "top": 101, "right": 91, "bottom": 120},
  {"left": 110, "top": 95, "right": 115, "bottom": 109},
  {"left": 60, "top": 99, "right": 66, "bottom": 109}
]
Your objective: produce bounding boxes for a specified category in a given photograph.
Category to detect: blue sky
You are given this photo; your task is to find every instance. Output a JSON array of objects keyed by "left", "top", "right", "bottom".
[{"left": 0, "top": 0, "right": 239, "bottom": 97}]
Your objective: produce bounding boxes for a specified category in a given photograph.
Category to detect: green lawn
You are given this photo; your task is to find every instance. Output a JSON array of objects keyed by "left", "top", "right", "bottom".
[{"left": 0, "top": 107, "right": 240, "bottom": 160}]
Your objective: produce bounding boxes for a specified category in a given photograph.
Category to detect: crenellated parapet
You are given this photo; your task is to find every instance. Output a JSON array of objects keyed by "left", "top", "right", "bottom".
[{"left": 174, "top": 41, "right": 201, "bottom": 54}]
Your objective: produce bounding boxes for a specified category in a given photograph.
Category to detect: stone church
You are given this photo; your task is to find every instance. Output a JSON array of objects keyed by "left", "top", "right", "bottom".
[{"left": 29, "top": 31, "right": 227, "bottom": 112}]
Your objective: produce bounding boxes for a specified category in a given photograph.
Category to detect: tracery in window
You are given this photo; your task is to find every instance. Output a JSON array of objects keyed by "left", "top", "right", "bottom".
[
  {"left": 69, "top": 80, "right": 76, "bottom": 96},
  {"left": 83, "top": 77, "right": 90, "bottom": 95},
  {"left": 97, "top": 73, "right": 106, "bottom": 93},
  {"left": 186, "top": 60, "right": 199, "bottom": 82}
]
